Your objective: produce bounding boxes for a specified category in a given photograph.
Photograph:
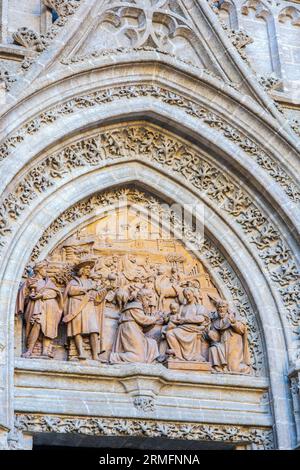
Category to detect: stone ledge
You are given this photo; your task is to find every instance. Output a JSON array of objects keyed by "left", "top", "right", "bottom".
[
  {"left": 15, "top": 358, "right": 269, "bottom": 388},
  {"left": 14, "top": 358, "right": 272, "bottom": 427},
  {"left": 0, "top": 44, "right": 36, "bottom": 61}
]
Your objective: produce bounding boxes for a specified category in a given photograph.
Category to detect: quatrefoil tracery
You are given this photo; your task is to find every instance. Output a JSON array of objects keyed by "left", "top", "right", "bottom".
[{"left": 99, "top": 0, "right": 194, "bottom": 50}]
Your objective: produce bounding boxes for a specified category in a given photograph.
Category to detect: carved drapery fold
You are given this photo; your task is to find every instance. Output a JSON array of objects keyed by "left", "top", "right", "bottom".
[{"left": 22, "top": 187, "right": 264, "bottom": 373}]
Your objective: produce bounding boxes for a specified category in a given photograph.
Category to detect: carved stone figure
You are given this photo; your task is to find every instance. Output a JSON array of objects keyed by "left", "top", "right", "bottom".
[
  {"left": 164, "top": 302, "right": 181, "bottom": 335},
  {"left": 166, "top": 287, "right": 210, "bottom": 363},
  {"left": 63, "top": 260, "right": 107, "bottom": 361},
  {"left": 15, "top": 260, "right": 63, "bottom": 358},
  {"left": 110, "top": 289, "right": 160, "bottom": 364},
  {"left": 16, "top": 203, "right": 256, "bottom": 373},
  {"left": 143, "top": 277, "right": 158, "bottom": 314},
  {"left": 208, "top": 300, "right": 251, "bottom": 374},
  {"left": 155, "top": 267, "right": 184, "bottom": 310}
]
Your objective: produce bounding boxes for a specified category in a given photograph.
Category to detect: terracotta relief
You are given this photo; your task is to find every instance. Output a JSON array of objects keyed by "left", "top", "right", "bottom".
[{"left": 16, "top": 208, "right": 251, "bottom": 374}]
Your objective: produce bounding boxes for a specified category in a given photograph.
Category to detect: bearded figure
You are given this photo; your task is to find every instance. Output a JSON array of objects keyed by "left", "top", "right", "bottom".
[
  {"left": 208, "top": 300, "right": 251, "bottom": 374},
  {"left": 63, "top": 260, "right": 107, "bottom": 361}
]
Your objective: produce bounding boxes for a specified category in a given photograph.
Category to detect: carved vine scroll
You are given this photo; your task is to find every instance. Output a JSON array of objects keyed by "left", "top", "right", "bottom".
[{"left": 15, "top": 413, "right": 274, "bottom": 449}]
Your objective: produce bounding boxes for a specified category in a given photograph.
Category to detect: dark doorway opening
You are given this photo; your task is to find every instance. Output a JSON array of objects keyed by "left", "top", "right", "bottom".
[{"left": 32, "top": 433, "right": 235, "bottom": 450}]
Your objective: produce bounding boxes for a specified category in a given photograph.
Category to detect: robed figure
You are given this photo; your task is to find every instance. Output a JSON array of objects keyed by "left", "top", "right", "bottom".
[
  {"left": 208, "top": 300, "right": 251, "bottom": 374},
  {"left": 15, "top": 260, "right": 63, "bottom": 358},
  {"left": 110, "top": 289, "right": 160, "bottom": 364},
  {"left": 166, "top": 288, "right": 210, "bottom": 362},
  {"left": 63, "top": 260, "right": 107, "bottom": 361}
]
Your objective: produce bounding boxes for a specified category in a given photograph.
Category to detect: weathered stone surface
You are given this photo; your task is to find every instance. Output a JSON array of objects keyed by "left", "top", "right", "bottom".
[
  {"left": 166, "top": 360, "right": 212, "bottom": 372},
  {"left": 0, "top": 0, "right": 299, "bottom": 451}
]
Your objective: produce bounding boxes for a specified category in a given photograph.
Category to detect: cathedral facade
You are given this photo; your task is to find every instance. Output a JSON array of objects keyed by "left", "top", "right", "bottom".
[{"left": 0, "top": 0, "right": 299, "bottom": 450}]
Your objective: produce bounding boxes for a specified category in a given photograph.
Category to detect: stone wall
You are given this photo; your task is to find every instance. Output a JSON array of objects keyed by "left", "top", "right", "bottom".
[{"left": 0, "top": 0, "right": 299, "bottom": 451}]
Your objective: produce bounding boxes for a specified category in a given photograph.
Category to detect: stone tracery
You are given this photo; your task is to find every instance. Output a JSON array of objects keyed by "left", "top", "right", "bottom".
[{"left": 1, "top": 123, "right": 297, "bottom": 355}]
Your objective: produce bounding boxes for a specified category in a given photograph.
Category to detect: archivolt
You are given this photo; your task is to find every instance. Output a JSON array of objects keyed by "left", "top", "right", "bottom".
[
  {"left": 0, "top": 122, "right": 298, "bottom": 358},
  {"left": 1, "top": 80, "right": 299, "bottom": 204},
  {"left": 0, "top": 160, "right": 293, "bottom": 448}
]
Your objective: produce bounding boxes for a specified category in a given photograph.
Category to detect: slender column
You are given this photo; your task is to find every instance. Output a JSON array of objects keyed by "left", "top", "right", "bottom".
[{"left": 0, "top": 0, "right": 9, "bottom": 43}]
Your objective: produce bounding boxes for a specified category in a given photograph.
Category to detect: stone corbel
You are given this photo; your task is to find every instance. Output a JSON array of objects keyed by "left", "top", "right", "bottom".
[{"left": 119, "top": 374, "right": 164, "bottom": 413}]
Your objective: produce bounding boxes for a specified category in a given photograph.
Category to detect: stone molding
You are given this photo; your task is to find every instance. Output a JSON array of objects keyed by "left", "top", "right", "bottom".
[{"left": 15, "top": 413, "right": 274, "bottom": 450}]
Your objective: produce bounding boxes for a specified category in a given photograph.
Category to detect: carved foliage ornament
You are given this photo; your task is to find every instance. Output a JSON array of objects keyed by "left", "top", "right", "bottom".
[
  {"left": 1, "top": 124, "right": 299, "bottom": 346},
  {"left": 258, "top": 74, "right": 281, "bottom": 92},
  {"left": 13, "top": 28, "right": 48, "bottom": 52},
  {"left": 221, "top": 22, "right": 254, "bottom": 63},
  {"left": 0, "top": 84, "right": 298, "bottom": 203},
  {"left": 43, "top": 0, "right": 82, "bottom": 17},
  {"left": 27, "top": 187, "right": 264, "bottom": 373},
  {"left": 0, "top": 63, "right": 17, "bottom": 91},
  {"left": 15, "top": 414, "right": 274, "bottom": 449}
]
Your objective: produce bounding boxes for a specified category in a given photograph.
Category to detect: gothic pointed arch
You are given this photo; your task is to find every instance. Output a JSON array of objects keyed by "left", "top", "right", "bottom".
[{"left": 0, "top": 0, "right": 299, "bottom": 452}]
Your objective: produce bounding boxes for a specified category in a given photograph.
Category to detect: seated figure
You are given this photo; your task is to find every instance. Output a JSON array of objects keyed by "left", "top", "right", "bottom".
[
  {"left": 166, "top": 288, "right": 210, "bottom": 362},
  {"left": 208, "top": 300, "right": 251, "bottom": 374}
]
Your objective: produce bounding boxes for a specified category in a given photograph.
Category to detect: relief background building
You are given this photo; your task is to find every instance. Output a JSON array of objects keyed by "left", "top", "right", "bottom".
[{"left": 0, "top": 0, "right": 299, "bottom": 451}]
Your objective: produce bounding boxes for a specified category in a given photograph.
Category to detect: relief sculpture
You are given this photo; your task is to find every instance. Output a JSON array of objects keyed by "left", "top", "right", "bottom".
[
  {"left": 165, "top": 288, "right": 211, "bottom": 371},
  {"left": 15, "top": 261, "right": 63, "bottom": 359},
  {"left": 15, "top": 207, "right": 252, "bottom": 374},
  {"left": 110, "top": 289, "right": 161, "bottom": 364},
  {"left": 63, "top": 260, "right": 107, "bottom": 361}
]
